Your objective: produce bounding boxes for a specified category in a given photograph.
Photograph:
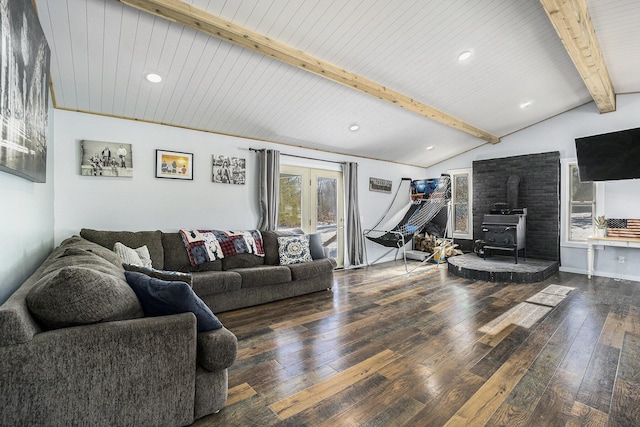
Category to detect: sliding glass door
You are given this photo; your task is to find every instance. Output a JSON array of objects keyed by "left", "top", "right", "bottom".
[{"left": 279, "top": 165, "right": 344, "bottom": 267}]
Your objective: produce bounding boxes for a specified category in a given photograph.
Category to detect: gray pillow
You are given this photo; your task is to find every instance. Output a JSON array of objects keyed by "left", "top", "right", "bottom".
[
  {"left": 27, "top": 266, "right": 144, "bottom": 330},
  {"left": 308, "top": 233, "right": 326, "bottom": 260},
  {"left": 42, "top": 248, "right": 125, "bottom": 279}
]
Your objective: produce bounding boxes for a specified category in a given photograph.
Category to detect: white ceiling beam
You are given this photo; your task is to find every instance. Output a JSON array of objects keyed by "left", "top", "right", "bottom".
[
  {"left": 540, "top": 0, "right": 616, "bottom": 113},
  {"left": 118, "top": 0, "right": 500, "bottom": 144}
]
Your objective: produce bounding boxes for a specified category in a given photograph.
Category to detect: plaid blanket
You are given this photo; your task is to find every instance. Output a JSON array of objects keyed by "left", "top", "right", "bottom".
[{"left": 179, "top": 229, "right": 264, "bottom": 266}]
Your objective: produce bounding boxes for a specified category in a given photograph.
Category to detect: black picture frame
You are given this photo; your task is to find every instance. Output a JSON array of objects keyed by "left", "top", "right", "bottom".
[{"left": 0, "top": 0, "right": 51, "bottom": 182}]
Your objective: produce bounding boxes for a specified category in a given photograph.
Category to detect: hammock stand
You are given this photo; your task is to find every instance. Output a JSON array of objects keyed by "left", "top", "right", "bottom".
[{"left": 363, "top": 175, "right": 452, "bottom": 272}]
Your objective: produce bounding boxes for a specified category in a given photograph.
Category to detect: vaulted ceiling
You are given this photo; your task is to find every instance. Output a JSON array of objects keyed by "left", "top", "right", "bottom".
[{"left": 34, "top": 0, "right": 640, "bottom": 167}]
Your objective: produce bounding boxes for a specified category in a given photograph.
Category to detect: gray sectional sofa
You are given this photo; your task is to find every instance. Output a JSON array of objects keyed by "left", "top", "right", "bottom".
[
  {"left": 0, "top": 228, "right": 334, "bottom": 426},
  {"left": 79, "top": 228, "right": 336, "bottom": 313},
  {"left": 0, "top": 235, "right": 238, "bottom": 426}
]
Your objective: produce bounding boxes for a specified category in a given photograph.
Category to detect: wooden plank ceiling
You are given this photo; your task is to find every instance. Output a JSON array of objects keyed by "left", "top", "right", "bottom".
[{"left": 34, "top": 0, "right": 640, "bottom": 167}]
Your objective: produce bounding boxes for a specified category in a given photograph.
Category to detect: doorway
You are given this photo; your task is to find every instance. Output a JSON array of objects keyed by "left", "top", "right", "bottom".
[{"left": 279, "top": 165, "right": 344, "bottom": 267}]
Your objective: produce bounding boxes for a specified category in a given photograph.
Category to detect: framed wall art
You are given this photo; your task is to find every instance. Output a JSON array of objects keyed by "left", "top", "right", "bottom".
[
  {"left": 369, "top": 177, "right": 392, "bottom": 193},
  {"left": 212, "top": 154, "right": 245, "bottom": 184},
  {"left": 0, "top": 0, "right": 51, "bottom": 183},
  {"left": 80, "top": 140, "right": 133, "bottom": 177},
  {"left": 156, "top": 150, "right": 193, "bottom": 180}
]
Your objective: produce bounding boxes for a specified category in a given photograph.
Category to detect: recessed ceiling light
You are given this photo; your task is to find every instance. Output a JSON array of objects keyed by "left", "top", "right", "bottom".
[
  {"left": 457, "top": 50, "right": 473, "bottom": 61},
  {"left": 426, "top": 145, "right": 435, "bottom": 150},
  {"left": 145, "top": 73, "right": 162, "bottom": 83},
  {"left": 520, "top": 100, "right": 533, "bottom": 109},
  {"left": 349, "top": 124, "right": 359, "bottom": 131}
]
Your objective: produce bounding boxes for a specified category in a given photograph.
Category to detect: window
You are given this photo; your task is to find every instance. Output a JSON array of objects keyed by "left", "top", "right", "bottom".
[
  {"left": 448, "top": 168, "right": 473, "bottom": 239},
  {"left": 568, "top": 163, "right": 596, "bottom": 242}
]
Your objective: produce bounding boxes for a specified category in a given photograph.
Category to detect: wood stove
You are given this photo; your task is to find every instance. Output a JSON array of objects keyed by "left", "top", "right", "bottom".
[{"left": 481, "top": 207, "right": 527, "bottom": 263}]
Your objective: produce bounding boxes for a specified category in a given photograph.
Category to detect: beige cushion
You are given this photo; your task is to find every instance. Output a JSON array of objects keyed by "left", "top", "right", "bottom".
[{"left": 114, "top": 242, "right": 152, "bottom": 268}]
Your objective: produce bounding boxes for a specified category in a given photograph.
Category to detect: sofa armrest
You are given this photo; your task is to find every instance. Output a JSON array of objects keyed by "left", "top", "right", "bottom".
[
  {"left": 197, "top": 327, "right": 238, "bottom": 372},
  {"left": 0, "top": 313, "right": 198, "bottom": 426}
]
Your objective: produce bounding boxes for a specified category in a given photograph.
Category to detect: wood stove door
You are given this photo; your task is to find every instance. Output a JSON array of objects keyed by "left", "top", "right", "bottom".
[{"left": 483, "top": 226, "right": 517, "bottom": 246}]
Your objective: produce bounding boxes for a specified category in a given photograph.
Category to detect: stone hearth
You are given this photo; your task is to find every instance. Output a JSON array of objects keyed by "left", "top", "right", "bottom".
[{"left": 448, "top": 253, "right": 558, "bottom": 283}]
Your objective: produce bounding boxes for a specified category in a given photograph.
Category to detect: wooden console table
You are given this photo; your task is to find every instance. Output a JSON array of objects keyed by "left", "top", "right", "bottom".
[{"left": 587, "top": 236, "right": 640, "bottom": 279}]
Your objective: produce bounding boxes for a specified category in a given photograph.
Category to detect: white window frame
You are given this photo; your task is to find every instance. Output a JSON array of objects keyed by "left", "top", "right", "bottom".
[
  {"left": 561, "top": 158, "right": 604, "bottom": 248},
  {"left": 447, "top": 168, "right": 473, "bottom": 240}
]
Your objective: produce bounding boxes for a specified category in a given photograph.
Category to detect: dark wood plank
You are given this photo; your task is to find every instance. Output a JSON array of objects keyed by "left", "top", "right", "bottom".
[
  {"left": 609, "top": 332, "right": 640, "bottom": 427},
  {"left": 575, "top": 342, "right": 620, "bottom": 413},
  {"left": 190, "top": 262, "right": 640, "bottom": 427}
]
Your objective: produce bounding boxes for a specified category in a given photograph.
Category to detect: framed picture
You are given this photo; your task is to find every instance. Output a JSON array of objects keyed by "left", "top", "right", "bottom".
[
  {"left": 156, "top": 150, "right": 193, "bottom": 180},
  {"left": 212, "top": 154, "right": 245, "bottom": 184},
  {"left": 0, "top": 0, "right": 51, "bottom": 183},
  {"left": 80, "top": 140, "right": 133, "bottom": 177},
  {"left": 369, "top": 177, "right": 392, "bottom": 193}
]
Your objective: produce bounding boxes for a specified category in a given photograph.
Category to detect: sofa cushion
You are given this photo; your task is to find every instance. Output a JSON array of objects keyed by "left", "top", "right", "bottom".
[
  {"left": 42, "top": 248, "right": 126, "bottom": 279},
  {"left": 162, "top": 232, "right": 222, "bottom": 273},
  {"left": 123, "top": 264, "right": 193, "bottom": 287},
  {"left": 288, "top": 258, "right": 336, "bottom": 281},
  {"left": 261, "top": 229, "right": 300, "bottom": 265},
  {"left": 113, "top": 242, "right": 152, "bottom": 268},
  {"left": 26, "top": 266, "right": 144, "bottom": 329},
  {"left": 80, "top": 229, "right": 164, "bottom": 269},
  {"left": 235, "top": 266, "right": 291, "bottom": 288},
  {"left": 197, "top": 327, "right": 238, "bottom": 372},
  {"left": 191, "top": 271, "right": 242, "bottom": 297},
  {"left": 278, "top": 235, "right": 313, "bottom": 265},
  {"left": 125, "top": 271, "right": 222, "bottom": 333},
  {"left": 221, "top": 253, "right": 265, "bottom": 270},
  {"left": 55, "top": 236, "right": 124, "bottom": 268},
  {"left": 308, "top": 233, "right": 327, "bottom": 260}
]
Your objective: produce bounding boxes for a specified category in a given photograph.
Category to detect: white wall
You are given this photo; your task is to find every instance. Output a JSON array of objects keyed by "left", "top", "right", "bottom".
[
  {"left": 424, "top": 93, "right": 640, "bottom": 280},
  {"left": 53, "top": 110, "right": 425, "bottom": 265},
  {"left": 0, "top": 102, "right": 55, "bottom": 304}
]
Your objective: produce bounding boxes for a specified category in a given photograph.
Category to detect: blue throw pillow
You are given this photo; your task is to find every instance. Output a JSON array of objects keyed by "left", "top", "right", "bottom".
[{"left": 124, "top": 271, "right": 222, "bottom": 332}]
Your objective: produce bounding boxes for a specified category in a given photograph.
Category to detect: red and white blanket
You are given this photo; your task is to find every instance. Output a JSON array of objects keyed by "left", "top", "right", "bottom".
[{"left": 179, "top": 229, "right": 264, "bottom": 266}]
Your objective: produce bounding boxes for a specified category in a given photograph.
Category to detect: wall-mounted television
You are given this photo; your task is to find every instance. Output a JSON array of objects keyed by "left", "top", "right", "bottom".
[{"left": 575, "top": 127, "right": 640, "bottom": 182}]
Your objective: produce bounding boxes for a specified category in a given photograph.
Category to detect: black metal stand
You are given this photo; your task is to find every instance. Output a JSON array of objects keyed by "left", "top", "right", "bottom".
[{"left": 482, "top": 244, "right": 526, "bottom": 264}]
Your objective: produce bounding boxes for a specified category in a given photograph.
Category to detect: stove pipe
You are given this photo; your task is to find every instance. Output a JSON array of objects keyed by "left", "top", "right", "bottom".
[{"left": 507, "top": 175, "right": 520, "bottom": 209}]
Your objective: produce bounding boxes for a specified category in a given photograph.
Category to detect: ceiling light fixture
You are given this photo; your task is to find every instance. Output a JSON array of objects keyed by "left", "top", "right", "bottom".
[
  {"left": 349, "top": 124, "right": 359, "bottom": 131},
  {"left": 145, "top": 73, "right": 163, "bottom": 83},
  {"left": 426, "top": 145, "right": 435, "bottom": 150},
  {"left": 520, "top": 100, "right": 533, "bottom": 109},
  {"left": 457, "top": 50, "right": 473, "bottom": 62}
]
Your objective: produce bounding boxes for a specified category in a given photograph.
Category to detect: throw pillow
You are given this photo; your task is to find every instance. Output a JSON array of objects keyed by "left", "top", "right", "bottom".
[
  {"left": 278, "top": 235, "right": 313, "bottom": 265},
  {"left": 113, "top": 242, "right": 152, "bottom": 268},
  {"left": 123, "top": 264, "right": 193, "bottom": 287},
  {"left": 308, "top": 233, "right": 327, "bottom": 260},
  {"left": 124, "top": 271, "right": 223, "bottom": 332},
  {"left": 26, "top": 266, "right": 144, "bottom": 329}
]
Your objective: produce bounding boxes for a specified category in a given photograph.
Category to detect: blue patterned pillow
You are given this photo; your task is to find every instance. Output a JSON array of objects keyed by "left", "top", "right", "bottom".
[
  {"left": 277, "top": 235, "right": 313, "bottom": 265},
  {"left": 124, "top": 271, "right": 222, "bottom": 332}
]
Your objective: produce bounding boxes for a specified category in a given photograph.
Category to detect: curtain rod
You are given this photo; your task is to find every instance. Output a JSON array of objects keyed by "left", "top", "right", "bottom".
[{"left": 249, "top": 147, "right": 345, "bottom": 165}]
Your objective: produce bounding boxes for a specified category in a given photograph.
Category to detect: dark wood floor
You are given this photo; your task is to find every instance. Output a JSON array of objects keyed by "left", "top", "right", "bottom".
[{"left": 193, "top": 260, "right": 640, "bottom": 427}]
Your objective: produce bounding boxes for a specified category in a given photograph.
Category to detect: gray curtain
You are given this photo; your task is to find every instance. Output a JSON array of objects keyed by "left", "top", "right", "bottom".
[
  {"left": 343, "top": 162, "right": 365, "bottom": 267},
  {"left": 257, "top": 149, "right": 280, "bottom": 231}
]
